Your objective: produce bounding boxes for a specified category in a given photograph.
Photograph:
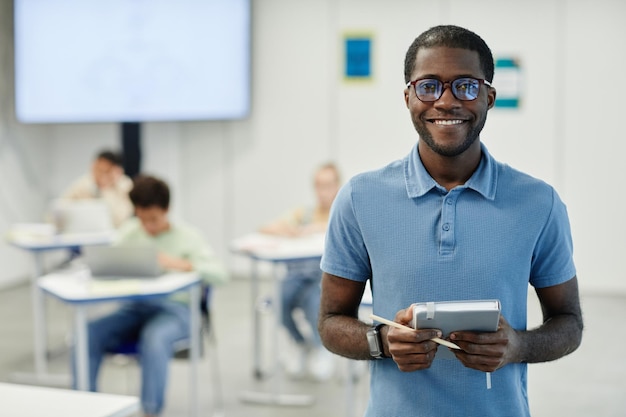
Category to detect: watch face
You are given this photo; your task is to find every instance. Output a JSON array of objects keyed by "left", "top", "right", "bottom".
[{"left": 367, "top": 327, "right": 383, "bottom": 357}]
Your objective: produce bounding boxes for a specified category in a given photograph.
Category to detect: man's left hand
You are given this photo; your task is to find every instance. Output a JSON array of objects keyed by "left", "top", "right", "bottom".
[{"left": 449, "top": 315, "right": 520, "bottom": 372}]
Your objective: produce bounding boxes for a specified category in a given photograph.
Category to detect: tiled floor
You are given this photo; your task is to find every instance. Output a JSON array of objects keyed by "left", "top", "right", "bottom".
[{"left": 0, "top": 275, "right": 624, "bottom": 417}]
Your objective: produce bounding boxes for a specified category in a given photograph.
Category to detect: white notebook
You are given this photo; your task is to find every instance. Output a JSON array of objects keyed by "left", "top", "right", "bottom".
[{"left": 411, "top": 299, "right": 501, "bottom": 359}]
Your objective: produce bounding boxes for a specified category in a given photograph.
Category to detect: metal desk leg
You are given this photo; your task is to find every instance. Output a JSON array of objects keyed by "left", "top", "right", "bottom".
[
  {"left": 32, "top": 252, "right": 48, "bottom": 376},
  {"left": 239, "top": 262, "right": 314, "bottom": 407},
  {"left": 74, "top": 304, "right": 89, "bottom": 391},
  {"left": 345, "top": 359, "right": 355, "bottom": 417},
  {"left": 251, "top": 259, "right": 263, "bottom": 379},
  {"left": 13, "top": 252, "right": 69, "bottom": 387},
  {"left": 189, "top": 283, "right": 200, "bottom": 417}
]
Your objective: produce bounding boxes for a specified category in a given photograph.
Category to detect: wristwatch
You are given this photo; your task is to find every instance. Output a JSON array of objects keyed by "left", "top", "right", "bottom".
[{"left": 366, "top": 323, "right": 387, "bottom": 359}]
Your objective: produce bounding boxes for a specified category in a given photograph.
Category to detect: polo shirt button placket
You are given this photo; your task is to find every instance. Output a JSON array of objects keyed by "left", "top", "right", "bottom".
[{"left": 440, "top": 193, "right": 457, "bottom": 254}]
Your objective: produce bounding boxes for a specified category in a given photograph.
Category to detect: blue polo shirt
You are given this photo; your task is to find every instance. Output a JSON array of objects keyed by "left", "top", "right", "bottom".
[{"left": 321, "top": 142, "right": 576, "bottom": 417}]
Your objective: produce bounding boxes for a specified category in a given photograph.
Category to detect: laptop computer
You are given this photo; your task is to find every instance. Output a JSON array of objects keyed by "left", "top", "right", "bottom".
[
  {"left": 51, "top": 199, "right": 114, "bottom": 235},
  {"left": 82, "top": 245, "right": 162, "bottom": 279}
]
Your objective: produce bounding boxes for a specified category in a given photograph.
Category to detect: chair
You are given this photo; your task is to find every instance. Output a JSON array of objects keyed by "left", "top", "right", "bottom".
[{"left": 106, "top": 285, "right": 224, "bottom": 416}]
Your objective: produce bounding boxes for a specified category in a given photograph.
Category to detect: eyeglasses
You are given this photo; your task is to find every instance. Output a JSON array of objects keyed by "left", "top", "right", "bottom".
[{"left": 406, "top": 77, "right": 492, "bottom": 102}]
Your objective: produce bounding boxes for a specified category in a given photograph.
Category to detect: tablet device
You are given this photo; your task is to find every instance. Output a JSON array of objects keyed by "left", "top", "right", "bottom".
[{"left": 411, "top": 299, "right": 501, "bottom": 359}]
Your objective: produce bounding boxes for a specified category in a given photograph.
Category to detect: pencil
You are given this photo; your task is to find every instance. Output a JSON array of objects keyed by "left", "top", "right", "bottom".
[{"left": 369, "top": 313, "right": 461, "bottom": 350}]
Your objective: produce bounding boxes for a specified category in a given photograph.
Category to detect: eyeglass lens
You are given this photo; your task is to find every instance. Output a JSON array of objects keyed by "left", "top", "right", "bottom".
[{"left": 415, "top": 78, "right": 482, "bottom": 101}]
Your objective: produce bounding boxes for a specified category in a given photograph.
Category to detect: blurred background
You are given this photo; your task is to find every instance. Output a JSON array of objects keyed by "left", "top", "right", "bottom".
[{"left": 1, "top": 0, "right": 624, "bottom": 295}]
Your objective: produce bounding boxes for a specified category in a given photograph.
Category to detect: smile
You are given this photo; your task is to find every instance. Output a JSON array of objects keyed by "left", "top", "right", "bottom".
[{"left": 432, "top": 119, "right": 465, "bottom": 125}]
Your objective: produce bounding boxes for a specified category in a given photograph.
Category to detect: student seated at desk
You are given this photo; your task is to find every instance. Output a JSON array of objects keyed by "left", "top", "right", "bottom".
[
  {"left": 61, "top": 149, "right": 133, "bottom": 228},
  {"left": 74, "top": 175, "right": 229, "bottom": 417},
  {"left": 259, "top": 162, "right": 340, "bottom": 381}
]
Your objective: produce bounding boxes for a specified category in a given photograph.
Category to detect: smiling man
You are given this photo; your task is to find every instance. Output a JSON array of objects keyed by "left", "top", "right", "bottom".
[{"left": 318, "top": 25, "right": 583, "bottom": 417}]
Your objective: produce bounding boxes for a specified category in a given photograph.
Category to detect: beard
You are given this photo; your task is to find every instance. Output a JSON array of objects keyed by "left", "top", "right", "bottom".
[{"left": 412, "top": 111, "right": 487, "bottom": 157}]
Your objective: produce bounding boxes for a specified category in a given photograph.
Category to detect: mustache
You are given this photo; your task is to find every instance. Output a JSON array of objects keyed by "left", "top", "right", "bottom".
[{"left": 425, "top": 110, "right": 466, "bottom": 118}]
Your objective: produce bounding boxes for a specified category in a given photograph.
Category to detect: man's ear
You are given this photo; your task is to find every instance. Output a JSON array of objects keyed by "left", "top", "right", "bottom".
[
  {"left": 487, "top": 86, "right": 497, "bottom": 110},
  {"left": 404, "top": 88, "right": 410, "bottom": 108}
]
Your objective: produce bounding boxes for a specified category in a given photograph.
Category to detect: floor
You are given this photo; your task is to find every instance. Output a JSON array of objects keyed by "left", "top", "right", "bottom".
[{"left": 0, "top": 274, "right": 624, "bottom": 417}]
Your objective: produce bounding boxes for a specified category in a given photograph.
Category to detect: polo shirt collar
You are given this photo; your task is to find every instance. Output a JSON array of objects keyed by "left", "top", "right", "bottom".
[{"left": 404, "top": 141, "right": 497, "bottom": 200}]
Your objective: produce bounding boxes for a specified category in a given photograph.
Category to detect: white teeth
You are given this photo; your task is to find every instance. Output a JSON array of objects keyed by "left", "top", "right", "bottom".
[{"left": 434, "top": 119, "right": 464, "bottom": 125}]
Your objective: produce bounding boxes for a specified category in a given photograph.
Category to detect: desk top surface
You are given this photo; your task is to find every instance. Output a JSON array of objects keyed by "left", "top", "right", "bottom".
[
  {"left": 0, "top": 382, "right": 139, "bottom": 417},
  {"left": 230, "top": 232, "right": 325, "bottom": 261},
  {"left": 38, "top": 268, "right": 200, "bottom": 304},
  {"left": 7, "top": 231, "right": 114, "bottom": 250}
]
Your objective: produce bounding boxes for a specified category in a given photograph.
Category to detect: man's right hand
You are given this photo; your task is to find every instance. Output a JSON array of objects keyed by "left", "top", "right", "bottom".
[{"left": 386, "top": 306, "right": 441, "bottom": 372}]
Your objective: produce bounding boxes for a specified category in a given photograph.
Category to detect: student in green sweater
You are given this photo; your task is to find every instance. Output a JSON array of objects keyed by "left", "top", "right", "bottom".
[{"left": 77, "top": 175, "right": 228, "bottom": 417}]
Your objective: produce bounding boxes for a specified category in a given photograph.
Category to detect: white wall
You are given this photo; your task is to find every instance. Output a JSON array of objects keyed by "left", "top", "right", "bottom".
[
  {"left": 0, "top": 0, "right": 624, "bottom": 294},
  {"left": 0, "top": 0, "right": 54, "bottom": 286},
  {"left": 560, "top": 1, "right": 626, "bottom": 295}
]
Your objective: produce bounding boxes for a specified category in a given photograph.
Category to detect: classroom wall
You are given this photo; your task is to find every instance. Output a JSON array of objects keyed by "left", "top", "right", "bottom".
[
  {"left": 0, "top": 0, "right": 624, "bottom": 294},
  {"left": 0, "top": 0, "right": 52, "bottom": 286}
]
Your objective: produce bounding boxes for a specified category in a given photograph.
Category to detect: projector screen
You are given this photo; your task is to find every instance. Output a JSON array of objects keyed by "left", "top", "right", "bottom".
[{"left": 14, "top": 0, "right": 251, "bottom": 123}]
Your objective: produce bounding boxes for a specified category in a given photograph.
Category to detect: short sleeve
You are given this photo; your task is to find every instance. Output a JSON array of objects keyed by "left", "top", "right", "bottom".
[
  {"left": 529, "top": 189, "right": 577, "bottom": 288},
  {"left": 320, "top": 181, "right": 371, "bottom": 282}
]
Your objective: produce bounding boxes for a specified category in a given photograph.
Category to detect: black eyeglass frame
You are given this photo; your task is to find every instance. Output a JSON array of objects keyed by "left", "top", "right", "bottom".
[{"left": 406, "top": 77, "right": 492, "bottom": 102}]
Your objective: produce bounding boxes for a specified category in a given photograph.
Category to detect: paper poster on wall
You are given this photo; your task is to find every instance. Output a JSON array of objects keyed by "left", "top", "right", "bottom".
[
  {"left": 343, "top": 33, "right": 373, "bottom": 81},
  {"left": 493, "top": 58, "right": 521, "bottom": 108}
]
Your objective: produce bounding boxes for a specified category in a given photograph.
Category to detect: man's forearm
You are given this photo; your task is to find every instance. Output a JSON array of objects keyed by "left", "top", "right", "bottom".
[
  {"left": 515, "top": 313, "right": 583, "bottom": 363},
  {"left": 319, "top": 314, "right": 372, "bottom": 360}
]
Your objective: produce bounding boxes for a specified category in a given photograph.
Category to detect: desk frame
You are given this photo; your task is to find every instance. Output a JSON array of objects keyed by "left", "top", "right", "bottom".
[
  {"left": 38, "top": 271, "right": 201, "bottom": 417},
  {"left": 239, "top": 250, "right": 322, "bottom": 407},
  {"left": 232, "top": 233, "right": 373, "bottom": 416},
  {"left": 8, "top": 234, "right": 112, "bottom": 386}
]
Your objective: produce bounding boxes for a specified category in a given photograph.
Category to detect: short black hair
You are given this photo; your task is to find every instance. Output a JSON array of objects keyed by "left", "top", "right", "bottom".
[
  {"left": 129, "top": 175, "right": 170, "bottom": 210},
  {"left": 404, "top": 25, "right": 494, "bottom": 83},
  {"left": 96, "top": 150, "right": 123, "bottom": 166}
]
